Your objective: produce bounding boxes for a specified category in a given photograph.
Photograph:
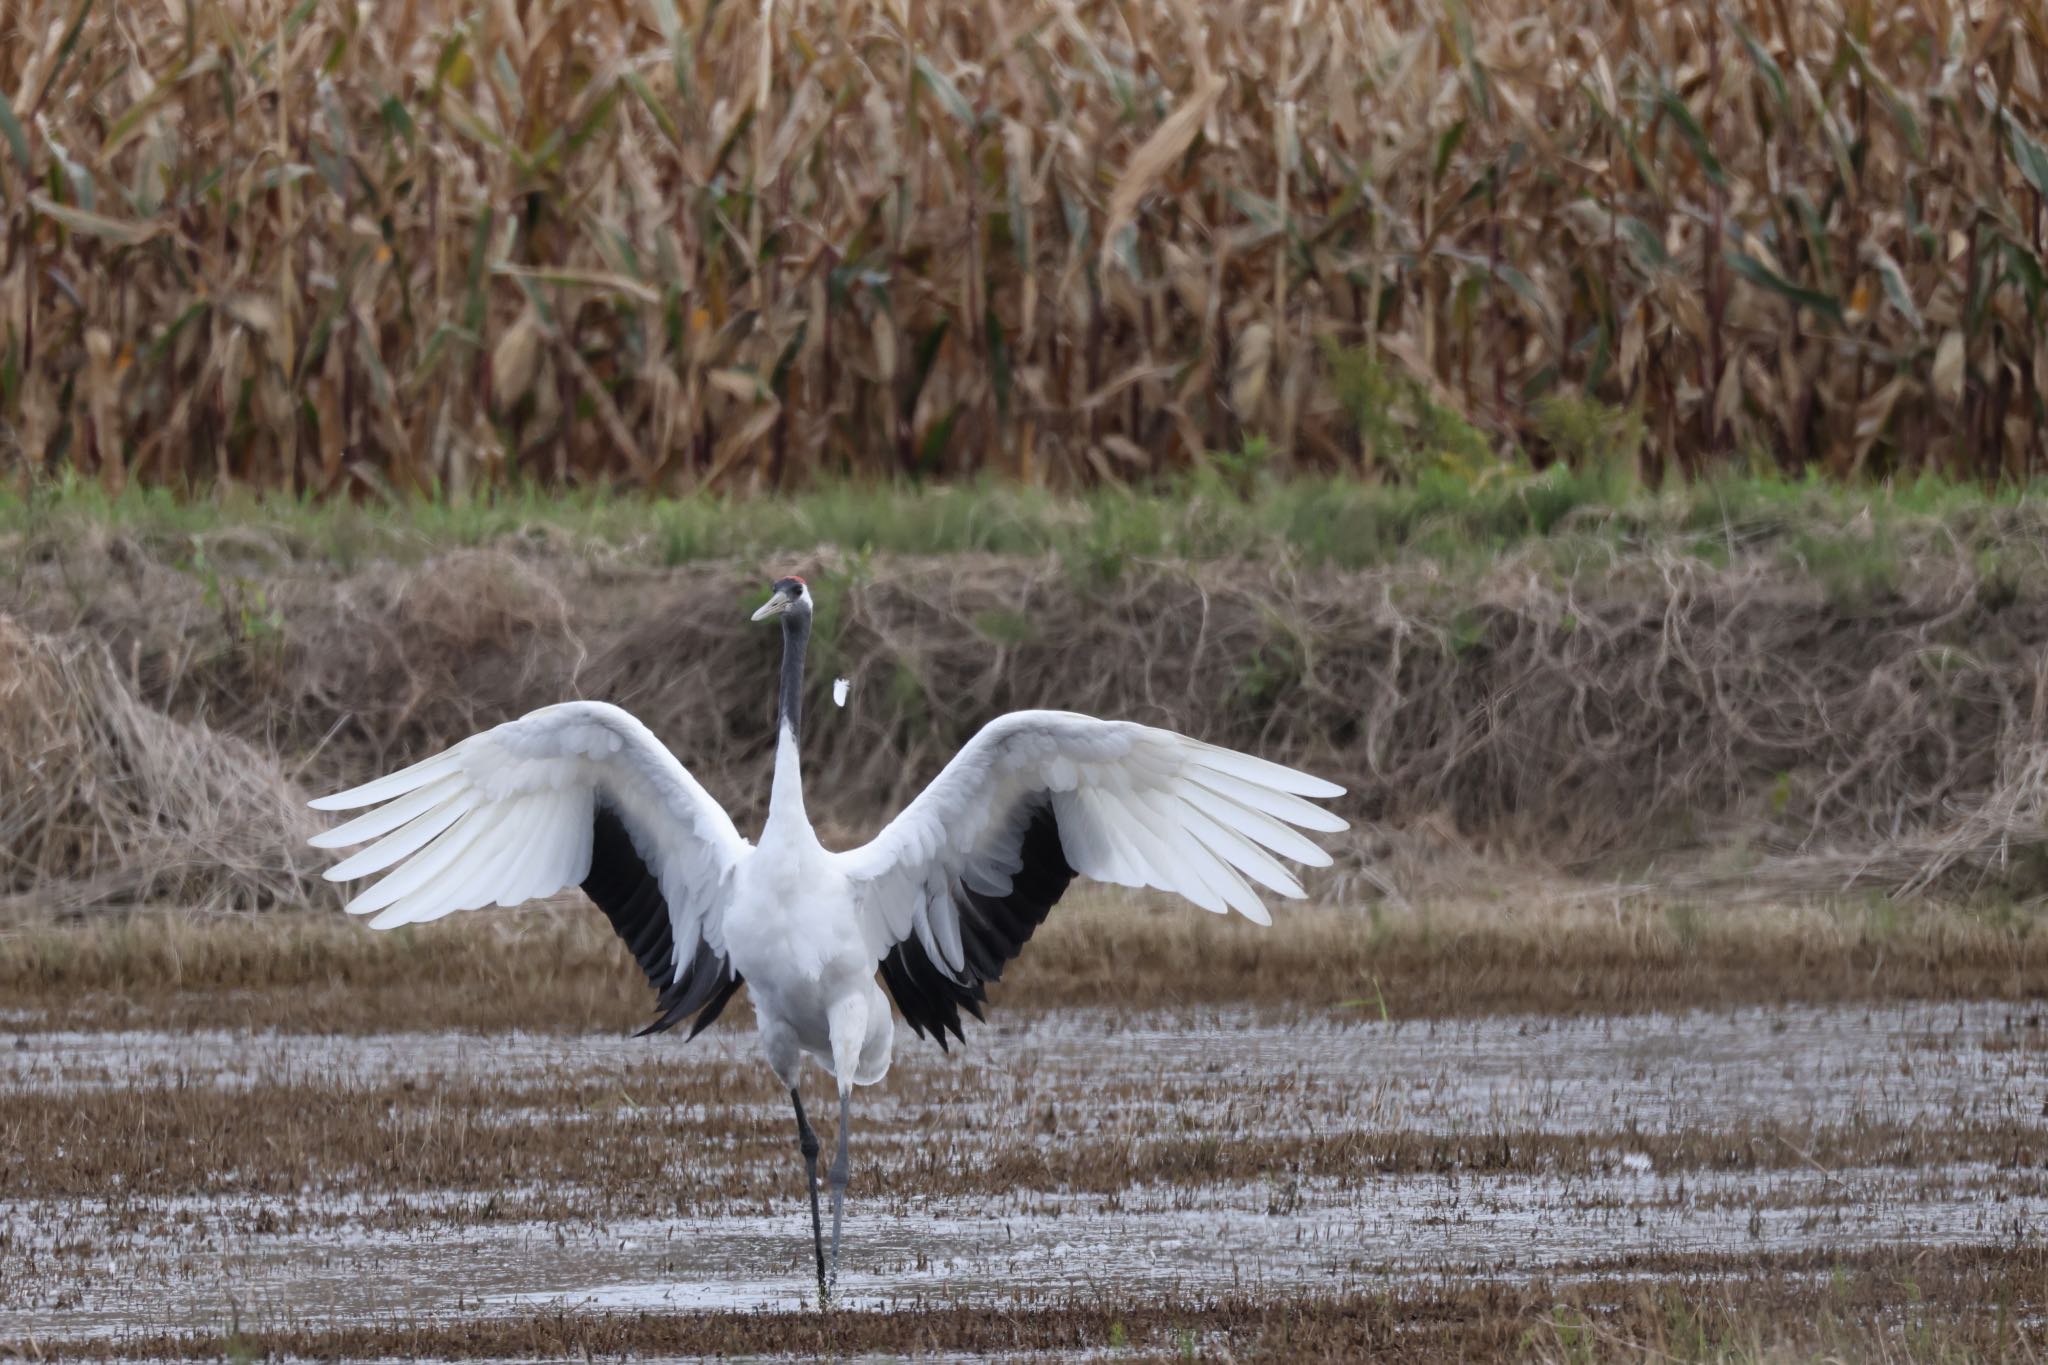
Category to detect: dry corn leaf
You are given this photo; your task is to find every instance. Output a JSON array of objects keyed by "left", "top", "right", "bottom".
[
  {"left": 1932, "top": 331, "right": 1966, "bottom": 406},
  {"left": 1231, "top": 321, "right": 1273, "bottom": 418},
  {"left": 491, "top": 310, "right": 545, "bottom": 410},
  {"left": 1101, "top": 71, "right": 1227, "bottom": 269}
]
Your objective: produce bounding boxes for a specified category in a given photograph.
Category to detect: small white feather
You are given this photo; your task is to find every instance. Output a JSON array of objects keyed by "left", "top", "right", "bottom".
[
  {"left": 833, "top": 677, "right": 851, "bottom": 708},
  {"left": 932, "top": 889, "right": 967, "bottom": 976}
]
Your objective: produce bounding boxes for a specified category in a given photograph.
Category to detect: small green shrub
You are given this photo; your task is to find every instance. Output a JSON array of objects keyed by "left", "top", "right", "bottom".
[
  {"left": 1532, "top": 390, "right": 1645, "bottom": 498},
  {"left": 1323, "top": 341, "right": 1507, "bottom": 483}
]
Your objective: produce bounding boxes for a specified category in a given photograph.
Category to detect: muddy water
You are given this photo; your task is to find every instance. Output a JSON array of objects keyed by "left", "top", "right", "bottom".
[{"left": 4, "top": 1000, "right": 2043, "bottom": 1340}]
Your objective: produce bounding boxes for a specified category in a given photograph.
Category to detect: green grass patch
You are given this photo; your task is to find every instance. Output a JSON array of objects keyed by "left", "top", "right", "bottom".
[{"left": 11, "top": 469, "right": 2048, "bottom": 581}]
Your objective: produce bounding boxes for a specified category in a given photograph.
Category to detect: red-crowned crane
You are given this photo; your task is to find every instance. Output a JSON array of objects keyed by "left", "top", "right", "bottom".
[{"left": 309, "top": 576, "right": 1348, "bottom": 1300}]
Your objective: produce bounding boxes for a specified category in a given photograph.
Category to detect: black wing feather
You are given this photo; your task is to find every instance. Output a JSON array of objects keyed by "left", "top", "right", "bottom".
[
  {"left": 879, "top": 800, "right": 1076, "bottom": 1051},
  {"left": 583, "top": 804, "right": 741, "bottom": 1039}
]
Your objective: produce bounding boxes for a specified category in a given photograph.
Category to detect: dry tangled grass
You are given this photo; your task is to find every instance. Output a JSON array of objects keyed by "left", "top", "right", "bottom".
[
  {"left": 14, "top": 530, "right": 2048, "bottom": 904},
  {"left": 5, "top": 893, "right": 2039, "bottom": 1030},
  {"left": 15, "top": 1261, "right": 2034, "bottom": 1365},
  {"left": 0, "top": 0, "right": 2043, "bottom": 493},
  {"left": 0, "top": 614, "right": 322, "bottom": 914}
]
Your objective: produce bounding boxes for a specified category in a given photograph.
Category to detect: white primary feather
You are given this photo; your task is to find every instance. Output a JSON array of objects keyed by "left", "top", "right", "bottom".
[
  {"left": 1178, "top": 783, "right": 1332, "bottom": 866},
  {"left": 515, "top": 790, "right": 587, "bottom": 906},
  {"left": 321, "top": 790, "right": 480, "bottom": 882},
  {"left": 353, "top": 807, "right": 496, "bottom": 920},
  {"left": 309, "top": 751, "right": 466, "bottom": 811},
  {"left": 308, "top": 775, "right": 467, "bottom": 849},
  {"left": 1185, "top": 741, "right": 1346, "bottom": 798},
  {"left": 486, "top": 795, "right": 561, "bottom": 907}
]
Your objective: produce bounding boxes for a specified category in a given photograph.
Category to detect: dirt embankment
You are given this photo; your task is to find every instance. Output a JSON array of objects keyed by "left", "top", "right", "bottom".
[{"left": 8, "top": 528, "right": 2048, "bottom": 914}]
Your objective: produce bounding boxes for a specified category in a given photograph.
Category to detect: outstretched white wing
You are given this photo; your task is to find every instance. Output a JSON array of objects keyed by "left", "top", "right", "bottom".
[
  {"left": 308, "top": 701, "right": 751, "bottom": 1035},
  {"left": 836, "top": 709, "right": 1347, "bottom": 1045}
]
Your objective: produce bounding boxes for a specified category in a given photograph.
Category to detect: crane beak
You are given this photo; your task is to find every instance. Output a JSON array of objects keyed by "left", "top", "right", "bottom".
[{"left": 751, "top": 592, "right": 790, "bottom": 622}]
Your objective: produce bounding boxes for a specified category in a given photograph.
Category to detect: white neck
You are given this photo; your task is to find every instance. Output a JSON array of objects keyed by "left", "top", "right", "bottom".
[{"left": 763, "top": 721, "right": 813, "bottom": 841}]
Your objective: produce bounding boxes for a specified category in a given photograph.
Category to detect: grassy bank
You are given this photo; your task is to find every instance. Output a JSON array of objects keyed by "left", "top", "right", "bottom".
[
  {"left": 17, "top": 476, "right": 2048, "bottom": 916},
  {"left": 2, "top": 0, "right": 2042, "bottom": 495},
  {"left": 12, "top": 470, "right": 2048, "bottom": 582}
]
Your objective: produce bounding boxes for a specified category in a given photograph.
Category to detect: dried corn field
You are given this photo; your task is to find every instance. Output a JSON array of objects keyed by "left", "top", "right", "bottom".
[{"left": 2, "top": 0, "right": 2046, "bottom": 494}]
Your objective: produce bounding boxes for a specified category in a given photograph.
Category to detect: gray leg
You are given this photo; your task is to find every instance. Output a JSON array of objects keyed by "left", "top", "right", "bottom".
[
  {"left": 791, "top": 1088, "right": 826, "bottom": 1301},
  {"left": 827, "top": 1088, "right": 852, "bottom": 1291}
]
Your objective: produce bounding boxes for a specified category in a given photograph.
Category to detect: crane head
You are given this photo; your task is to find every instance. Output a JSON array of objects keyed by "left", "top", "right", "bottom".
[{"left": 751, "top": 576, "right": 810, "bottom": 621}]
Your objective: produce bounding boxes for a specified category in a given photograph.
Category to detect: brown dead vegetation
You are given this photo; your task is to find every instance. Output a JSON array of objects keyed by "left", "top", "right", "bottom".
[
  {"left": 5, "top": 1060, "right": 2038, "bottom": 1208},
  {"left": 4, "top": 0, "right": 2045, "bottom": 492},
  {"left": 2, "top": 966, "right": 2036, "bottom": 1356},
  {"left": 0, "top": 618, "right": 321, "bottom": 914},
  {"left": 15, "top": 533, "right": 2048, "bottom": 912},
  {"left": 11, "top": 1246, "right": 2040, "bottom": 1362},
  {"left": 3, "top": 895, "right": 2034, "bottom": 1360},
  {"left": 0, "top": 895, "right": 2041, "bottom": 1034}
]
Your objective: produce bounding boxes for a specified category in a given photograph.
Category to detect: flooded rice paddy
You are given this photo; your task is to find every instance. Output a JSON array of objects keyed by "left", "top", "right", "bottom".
[{"left": 3, "top": 999, "right": 2042, "bottom": 1353}]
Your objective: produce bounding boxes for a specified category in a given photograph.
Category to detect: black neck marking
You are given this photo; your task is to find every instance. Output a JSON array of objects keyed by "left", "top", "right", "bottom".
[{"left": 777, "top": 608, "right": 811, "bottom": 742}]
